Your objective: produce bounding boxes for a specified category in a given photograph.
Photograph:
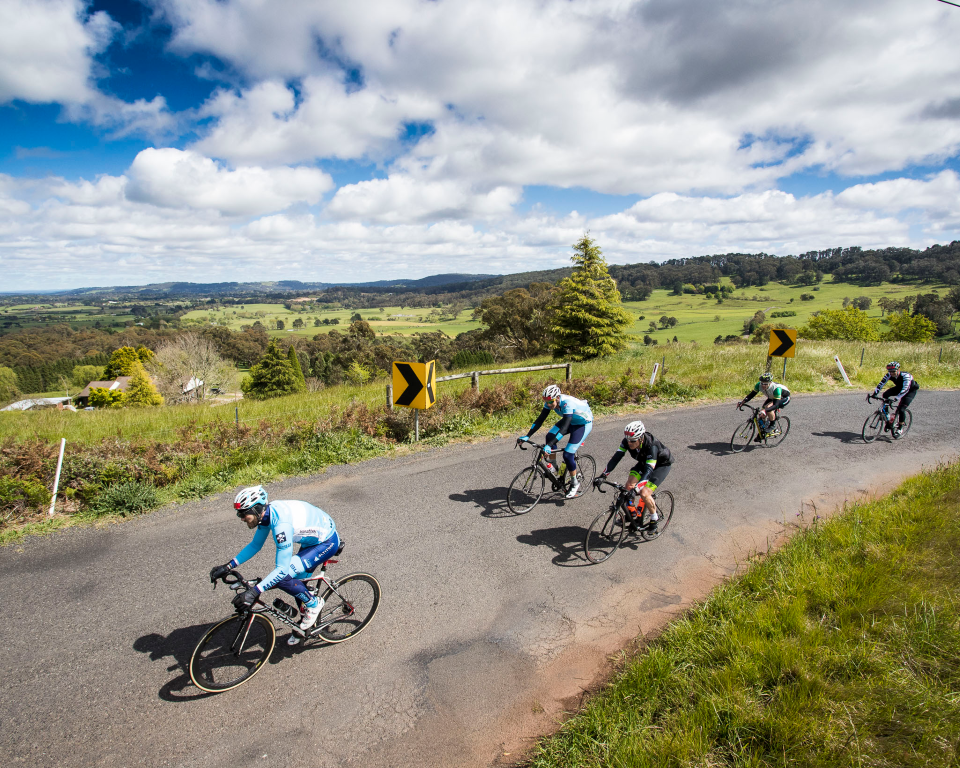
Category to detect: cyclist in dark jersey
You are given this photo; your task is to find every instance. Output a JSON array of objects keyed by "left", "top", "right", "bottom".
[
  {"left": 868, "top": 361, "right": 918, "bottom": 438},
  {"left": 595, "top": 420, "right": 672, "bottom": 531},
  {"left": 739, "top": 372, "right": 790, "bottom": 442}
]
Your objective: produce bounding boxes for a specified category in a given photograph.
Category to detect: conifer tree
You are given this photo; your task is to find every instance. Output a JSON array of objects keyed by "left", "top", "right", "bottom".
[
  {"left": 241, "top": 340, "right": 301, "bottom": 400},
  {"left": 125, "top": 361, "right": 164, "bottom": 407},
  {"left": 550, "top": 235, "right": 631, "bottom": 360},
  {"left": 287, "top": 345, "right": 307, "bottom": 390}
]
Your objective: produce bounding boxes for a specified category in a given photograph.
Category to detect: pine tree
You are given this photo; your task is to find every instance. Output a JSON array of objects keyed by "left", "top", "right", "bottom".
[
  {"left": 125, "top": 361, "right": 164, "bottom": 407},
  {"left": 287, "top": 345, "right": 307, "bottom": 391},
  {"left": 550, "top": 235, "right": 632, "bottom": 360},
  {"left": 241, "top": 340, "right": 301, "bottom": 400}
]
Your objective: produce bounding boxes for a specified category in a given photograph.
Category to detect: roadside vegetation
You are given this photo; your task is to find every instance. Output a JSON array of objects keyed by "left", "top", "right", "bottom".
[{"left": 530, "top": 459, "right": 960, "bottom": 768}]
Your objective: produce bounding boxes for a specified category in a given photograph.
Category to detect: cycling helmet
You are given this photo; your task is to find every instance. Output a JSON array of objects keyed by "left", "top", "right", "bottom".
[
  {"left": 542, "top": 384, "right": 562, "bottom": 401},
  {"left": 624, "top": 420, "right": 645, "bottom": 440},
  {"left": 234, "top": 485, "right": 268, "bottom": 518},
  {"left": 759, "top": 372, "right": 773, "bottom": 383},
  {"left": 886, "top": 361, "right": 901, "bottom": 373}
]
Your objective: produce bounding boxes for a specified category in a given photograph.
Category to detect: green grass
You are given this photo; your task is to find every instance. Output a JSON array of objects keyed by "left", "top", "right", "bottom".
[
  {"left": 530, "top": 460, "right": 960, "bottom": 768},
  {"left": 624, "top": 277, "right": 957, "bottom": 345},
  {"left": 4, "top": 339, "right": 959, "bottom": 444}
]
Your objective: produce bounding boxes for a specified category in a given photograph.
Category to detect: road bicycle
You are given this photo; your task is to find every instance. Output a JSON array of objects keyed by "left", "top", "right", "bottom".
[
  {"left": 506, "top": 439, "right": 597, "bottom": 514},
  {"left": 189, "top": 551, "right": 381, "bottom": 693},
  {"left": 730, "top": 404, "right": 790, "bottom": 452},
  {"left": 583, "top": 478, "right": 675, "bottom": 564},
  {"left": 862, "top": 395, "right": 912, "bottom": 443}
]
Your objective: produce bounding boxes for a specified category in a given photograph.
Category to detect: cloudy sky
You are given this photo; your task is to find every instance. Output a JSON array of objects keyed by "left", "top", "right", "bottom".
[{"left": 2, "top": 0, "right": 960, "bottom": 291}]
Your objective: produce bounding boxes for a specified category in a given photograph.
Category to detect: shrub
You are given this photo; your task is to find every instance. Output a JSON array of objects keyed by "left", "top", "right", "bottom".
[
  {"left": 88, "top": 480, "right": 161, "bottom": 517},
  {"left": 450, "top": 349, "right": 495, "bottom": 369},
  {"left": 800, "top": 294, "right": 815, "bottom": 301},
  {"left": 800, "top": 306, "right": 880, "bottom": 341},
  {"left": 885, "top": 311, "right": 937, "bottom": 342},
  {"left": 0, "top": 476, "right": 51, "bottom": 522},
  {"left": 770, "top": 310, "right": 797, "bottom": 318}
]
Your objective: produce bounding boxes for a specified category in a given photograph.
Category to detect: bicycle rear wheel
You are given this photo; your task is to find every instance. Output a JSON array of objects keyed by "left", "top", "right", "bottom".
[
  {"left": 893, "top": 410, "right": 912, "bottom": 439},
  {"left": 189, "top": 613, "right": 275, "bottom": 693},
  {"left": 730, "top": 419, "right": 755, "bottom": 452},
  {"left": 862, "top": 411, "right": 884, "bottom": 443},
  {"left": 584, "top": 506, "right": 627, "bottom": 564},
  {"left": 507, "top": 466, "right": 545, "bottom": 514},
  {"left": 642, "top": 490, "right": 674, "bottom": 541},
  {"left": 567, "top": 453, "right": 596, "bottom": 499},
  {"left": 316, "top": 573, "right": 381, "bottom": 644},
  {"left": 765, "top": 415, "right": 790, "bottom": 447}
]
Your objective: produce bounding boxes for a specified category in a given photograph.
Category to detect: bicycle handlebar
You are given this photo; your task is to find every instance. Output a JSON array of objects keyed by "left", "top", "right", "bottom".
[
  {"left": 593, "top": 477, "right": 625, "bottom": 494},
  {"left": 515, "top": 439, "right": 547, "bottom": 451},
  {"left": 214, "top": 568, "right": 262, "bottom": 592}
]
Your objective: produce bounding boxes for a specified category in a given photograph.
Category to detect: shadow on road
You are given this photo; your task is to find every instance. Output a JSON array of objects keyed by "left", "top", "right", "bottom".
[
  {"left": 449, "top": 486, "right": 512, "bottom": 517},
  {"left": 811, "top": 430, "right": 865, "bottom": 444},
  {"left": 686, "top": 441, "right": 734, "bottom": 456},
  {"left": 516, "top": 525, "right": 592, "bottom": 567}
]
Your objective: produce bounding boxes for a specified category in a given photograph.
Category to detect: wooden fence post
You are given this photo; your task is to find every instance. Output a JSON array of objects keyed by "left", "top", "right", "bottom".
[
  {"left": 565, "top": 363, "right": 572, "bottom": 381},
  {"left": 386, "top": 384, "right": 393, "bottom": 411},
  {"left": 471, "top": 371, "right": 479, "bottom": 390}
]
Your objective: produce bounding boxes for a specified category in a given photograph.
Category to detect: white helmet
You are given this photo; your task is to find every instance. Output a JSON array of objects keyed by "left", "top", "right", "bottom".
[
  {"left": 624, "top": 420, "right": 645, "bottom": 440},
  {"left": 234, "top": 485, "right": 268, "bottom": 516},
  {"left": 542, "top": 384, "right": 562, "bottom": 401}
]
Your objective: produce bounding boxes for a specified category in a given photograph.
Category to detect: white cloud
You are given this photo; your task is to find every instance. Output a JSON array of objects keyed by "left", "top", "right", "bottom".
[
  {"left": 0, "top": 0, "right": 117, "bottom": 104},
  {"left": 125, "top": 148, "right": 333, "bottom": 216}
]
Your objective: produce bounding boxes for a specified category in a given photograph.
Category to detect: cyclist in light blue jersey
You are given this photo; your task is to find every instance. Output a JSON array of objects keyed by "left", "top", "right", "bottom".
[
  {"left": 209, "top": 486, "right": 340, "bottom": 644},
  {"left": 518, "top": 384, "right": 593, "bottom": 498}
]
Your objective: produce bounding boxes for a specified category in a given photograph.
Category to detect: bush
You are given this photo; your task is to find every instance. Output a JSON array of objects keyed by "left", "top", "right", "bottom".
[
  {"left": 88, "top": 480, "right": 161, "bottom": 517},
  {"left": 770, "top": 310, "right": 797, "bottom": 318},
  {"left": 800, "top": 294, "right": 815, "bottom": 301},
  {"left": 0, "top": 476, "right": 51, "bottom": 522},
  {"left": 450, "top": 349, "right": 495, "bottom": 369}
]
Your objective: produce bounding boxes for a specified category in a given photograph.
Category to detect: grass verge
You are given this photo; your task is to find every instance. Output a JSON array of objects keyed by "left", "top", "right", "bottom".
[{"left": 529, "top": 460, "right": 960, "bottom": 768}]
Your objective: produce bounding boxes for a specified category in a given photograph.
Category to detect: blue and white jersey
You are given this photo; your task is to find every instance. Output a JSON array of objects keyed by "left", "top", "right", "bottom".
[
  {"left": 230, "top": 500, "right": 336, "bottom": 593},
  {"left": 548, "top": 394, "right": 593, "bottom": 425}
]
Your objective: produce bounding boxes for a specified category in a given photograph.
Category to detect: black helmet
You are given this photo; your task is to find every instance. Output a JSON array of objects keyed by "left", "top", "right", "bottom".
[{"left": 759, "top": 372, "right": 773, "bottom": 383}]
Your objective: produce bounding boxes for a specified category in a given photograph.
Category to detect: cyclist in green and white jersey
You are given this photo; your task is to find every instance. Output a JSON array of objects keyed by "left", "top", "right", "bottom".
[{"left": 738, "top": 372, "right": 790, "bottom": 442}]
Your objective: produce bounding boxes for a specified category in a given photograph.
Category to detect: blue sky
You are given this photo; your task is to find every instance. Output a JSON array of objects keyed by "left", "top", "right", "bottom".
[{"left": 1, "top": 0, "right": 959, "bottom": 291}]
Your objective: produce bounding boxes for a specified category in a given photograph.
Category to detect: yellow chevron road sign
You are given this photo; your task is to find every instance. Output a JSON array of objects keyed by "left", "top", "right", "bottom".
[
  {"left": 392, "top": 360, "right": 436, "bottom": 409},
  {"left": 768, "top": 328, "right": 797, "bottom": 358}
]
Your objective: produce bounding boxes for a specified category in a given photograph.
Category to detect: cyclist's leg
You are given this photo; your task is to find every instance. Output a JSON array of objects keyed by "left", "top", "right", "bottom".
[
  {"left": 279, "top": 532, "right": 341, "bottom": 603},
  {"left": 896, "top": 388, "right": 916, "bottom": 425},
  {"left": 638, "top": 464, "right": 671, "bottom": 521},
  {"left": 561, "top": 422, "right": 591, "bottom": 473}
]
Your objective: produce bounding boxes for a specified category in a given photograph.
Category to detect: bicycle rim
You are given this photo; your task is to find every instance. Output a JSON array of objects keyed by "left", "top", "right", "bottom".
[
  {"left": 730, "top": 420, "right": 755, "bottom": 452},
  {"left": 507, "top": 466, "right": 545, "bottom": 514},
  {"left": 584, "top": 506, "right": 626, "bottom": 564},
  {"left": 189, "top": 613, "right": 275, "bottom": 693},
  {"left": 765, "top": 415, "right": 790, "bottom": 447},
  {"left": 316, "top": 573, "right": 381, "bottom": 643},
  {"left": 642, "top": 490, "right": 674, "bottom": 541},
  {"left": 569, "top": 454, "right": 597, "bottom": 499},
  {"left": 894, "top": 410, "right": 912, "bottom": 439},
  {"left": 862, "top": 412, "right": 883, "bottom": 443}
]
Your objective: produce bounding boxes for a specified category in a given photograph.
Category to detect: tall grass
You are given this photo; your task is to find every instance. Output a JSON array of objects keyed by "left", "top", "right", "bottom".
[
  {"left": 530, "top": 461, "right": 960, "bottom": 767},
  {"left": 2, "top": 340, "right": 958, "bottom": 444}
]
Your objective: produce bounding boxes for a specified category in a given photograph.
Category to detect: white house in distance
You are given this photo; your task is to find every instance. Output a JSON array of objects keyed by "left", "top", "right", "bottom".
[{"left": 1, "top": 396, "right": 73, "bottom": 412}]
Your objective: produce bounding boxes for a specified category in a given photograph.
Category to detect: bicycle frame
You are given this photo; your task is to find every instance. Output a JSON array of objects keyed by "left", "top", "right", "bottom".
[{"left": 516, "top": 440, "right": 563, "bottom": 487}]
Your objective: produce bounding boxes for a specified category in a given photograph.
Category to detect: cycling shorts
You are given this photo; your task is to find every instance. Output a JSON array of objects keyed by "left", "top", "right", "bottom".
[
  {"left": 628, "top": 463, "right": 671, "bottom": 492},
  {"left": 762, "top": 395, "right": 789, "bottom": 411},
  {"left": 548, "top": 421, "right": 593, "bottom": 454}
]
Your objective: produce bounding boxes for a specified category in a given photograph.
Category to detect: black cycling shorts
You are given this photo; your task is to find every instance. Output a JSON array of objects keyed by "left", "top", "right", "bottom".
[{"left": 629, "top": 463, "right": 671, "bottom": 491}]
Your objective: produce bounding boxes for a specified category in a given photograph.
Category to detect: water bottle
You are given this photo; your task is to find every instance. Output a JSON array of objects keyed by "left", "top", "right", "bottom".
[{"left": 273, "top": 598, "right": 298, "bottom": 621}]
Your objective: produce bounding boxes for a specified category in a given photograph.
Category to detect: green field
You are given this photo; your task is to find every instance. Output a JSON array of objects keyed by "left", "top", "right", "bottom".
[
  {"left": 0, "top": 301, "right": 135, "bottom": 330},
  {"left": 622, "top": 277, "right": 955, "bottom": 345},
  {"left": 180, "top": 303, "right": 482, "bottom": 337}
]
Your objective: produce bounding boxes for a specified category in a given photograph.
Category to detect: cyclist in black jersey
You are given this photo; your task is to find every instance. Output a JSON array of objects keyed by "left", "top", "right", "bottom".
[
  {"left": 594, "top": 420, "right": 672, "bottom": 531},
  {"left": 868, "top": 361, "right": 918, "bottom": 438}
]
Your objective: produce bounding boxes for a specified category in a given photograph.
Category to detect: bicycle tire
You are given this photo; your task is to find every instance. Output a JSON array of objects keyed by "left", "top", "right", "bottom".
[
  {"left": 189, "top": 612, "right": 275, "bottom": 693},
  {"left": 862, "top": 411, "right": 884, "bottom": 443},
  {"left": 893, "top": 410, "right": 912, "bottom": 439},
  {"left": 316, "top": 573, "right": 381, "bottom": 644},
  {"left": 584, "top": 505, "right": 627, "bottom": 564},
  {"left": 567, "top": 454, "right": 596, "bottom": 499},
  {"left": 765, "top": 415, "right": 790, "bottom": 447},
  {"left": 641, "top": 489, "right": 675, "bottom": 541},
  {"left": 507, "top": 466, "right": 545, "bottom": 514},
  {"left": 730, "top": 419, "right": 755, "bottom": 452}
]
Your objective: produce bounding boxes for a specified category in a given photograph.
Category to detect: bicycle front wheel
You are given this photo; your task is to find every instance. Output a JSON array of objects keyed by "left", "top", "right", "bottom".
[
  {"left": 584, "top": 506, "right": 627, "bottom": 564},
  {"left": 189, "top": 613, "right": 275, "bottom": 693},
  {"left": 730, "top": 419, "right": 755, "bottom": 452},
  {"left": 642, "top": 490, "right": 674, "bottom": 541},
  {"left": 507, "top": 466, "right": 545, "bottom": 514},
  {"left": 568, "top": 454, "right": 597, "bottom": 499},
  {"left": 316, "top": 573, "right": 381, "bottom": 644},
  {"left": 893, "top": 410, "right": 912, "bottom": 439},
  {"left": 862, "top": 411, "right": 884, "bottom": 443},
  {"left": 765, "top": 415, "right": 790, "bottom": 447}
]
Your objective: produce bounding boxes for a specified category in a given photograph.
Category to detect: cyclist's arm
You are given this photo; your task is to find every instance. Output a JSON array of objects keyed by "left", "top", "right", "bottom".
[
  {"left": 771, "top": 384, "right": 784, "bottom": 399},
  {"left": 254, "top": 522, "right": 296, "bottom": 594},
  {"left": 526, "top": 407, "right": 551, "bottom": 438},
  {"left": 603, "top": 446, "right": 627, "bottom": 475},
  {"left": 229, "top": 525, "right": 269, "bottom": 569},
  {"left": 742, "top": 387, "right": 758, "bottom": 403},
  {"left": 872, "top": 372, "right": 891, "bottom": 397},
  {"left": 546, "top": 414, "right": 572, "bottom": 448},
  {"left": 637, "top": 443, "right": 660, "bottom": 483},
  {"left": 891, "top": 373, "right": 913, "bottom": 401}
]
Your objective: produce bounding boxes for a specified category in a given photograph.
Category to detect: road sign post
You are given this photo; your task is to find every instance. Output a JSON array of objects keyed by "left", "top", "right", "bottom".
[{"left": 392, "top": 361, "right": 437, "bottom": 441}]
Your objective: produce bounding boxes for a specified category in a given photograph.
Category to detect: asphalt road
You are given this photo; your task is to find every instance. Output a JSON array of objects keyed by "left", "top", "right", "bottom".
[{"left": 2, "top": 391, "right": 958, "bottom": 768}]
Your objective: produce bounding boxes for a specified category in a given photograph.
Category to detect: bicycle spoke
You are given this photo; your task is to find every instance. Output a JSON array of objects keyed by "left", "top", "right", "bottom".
[
  {"left": 584, "top": 506, "right": 626, "bottom": 564},
  {"left": 730, "top": 419, "right": 755, "bottom": 452},
  {"left": 317, "top": 573, "right": 381, "bottom": 644},
  {"left": 862, "top": 411, "right": 884, "bottom": 443},
  {"left": 189, "top": 614, "right": 275, "bottom": 692},
  {"left": 642, "top": 490, "right": 674, "bottom": 541}
]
